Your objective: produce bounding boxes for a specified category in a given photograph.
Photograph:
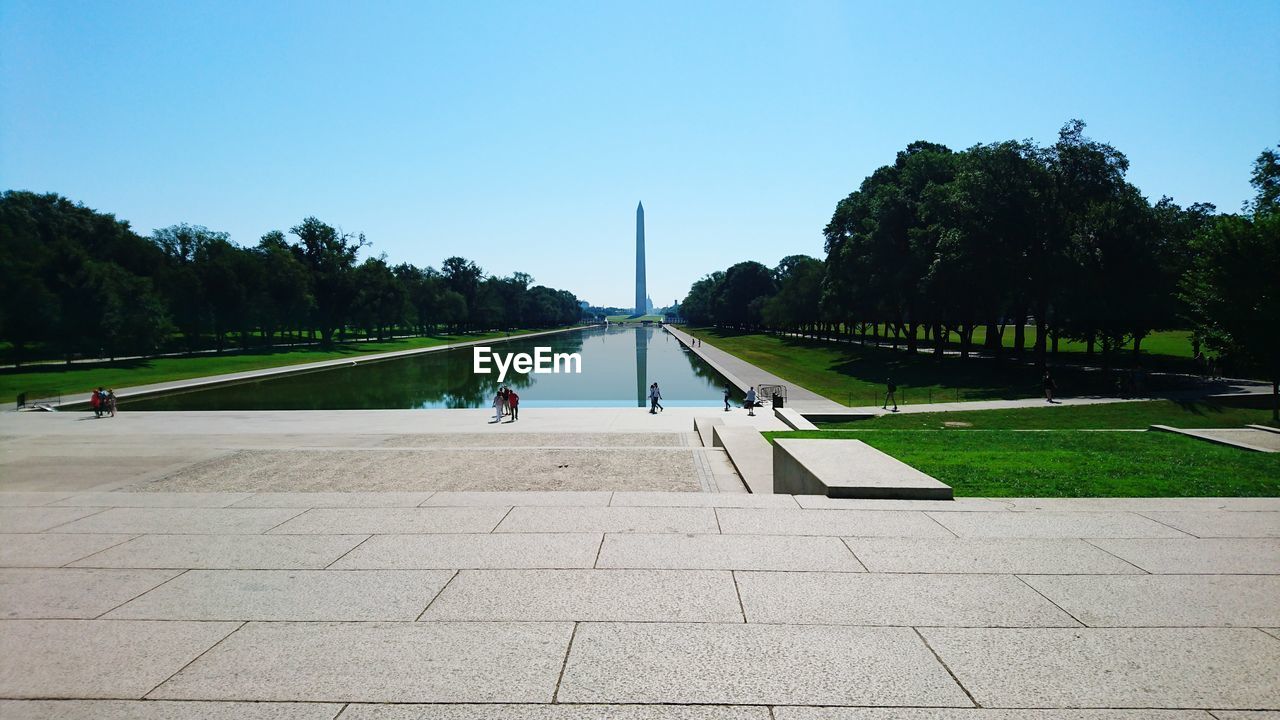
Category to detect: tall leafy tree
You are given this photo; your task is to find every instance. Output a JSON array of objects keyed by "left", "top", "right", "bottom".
[
  {"left": 714, "top": 261, "right": 775, "bottom": 329},
  {"left": 1182, "top": 146, "right": 1280, "bottom": 419},
  {"left": 763, "top": 255, "right": 823, "bottom": 331},
  {"left": 289, "top": 217, "right": 365, "bottom": 345}
]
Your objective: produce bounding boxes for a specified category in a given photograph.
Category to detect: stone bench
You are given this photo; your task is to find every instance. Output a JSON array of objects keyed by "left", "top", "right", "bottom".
[
  {"left": 711, "top": 425, "right": 774, "bottom": 494},
  {"left": 773, "top": 438, "right": 953, "bottom": 500}
]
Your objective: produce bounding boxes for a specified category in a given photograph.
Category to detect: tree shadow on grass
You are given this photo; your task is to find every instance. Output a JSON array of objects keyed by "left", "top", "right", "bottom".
[{"left": 703, "top": 328, "right": 1195, "bottom": 403}]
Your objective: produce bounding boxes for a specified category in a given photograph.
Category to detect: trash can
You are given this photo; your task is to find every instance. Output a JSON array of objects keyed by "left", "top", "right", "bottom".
[{"left": 772, "top": 393, "right": 784, "bottom": 409}]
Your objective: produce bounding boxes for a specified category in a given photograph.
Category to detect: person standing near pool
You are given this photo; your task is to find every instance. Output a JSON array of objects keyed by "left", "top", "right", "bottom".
[
  {"left": 723, "top": 385, "right": 732, "bottom": 412},
  {"left": 744, "top": 386, "right": 757, "bottom": 416},
  {"left": 492, "top": 389, "right": 504, "bottom": 422},
  {"left": 507, "top": 389, "right": 520, "bottom": 422}
]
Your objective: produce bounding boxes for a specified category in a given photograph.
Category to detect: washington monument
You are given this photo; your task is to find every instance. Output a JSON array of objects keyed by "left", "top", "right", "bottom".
[{"left": 635, "top": 201, "right": 646, "bottom": 315}]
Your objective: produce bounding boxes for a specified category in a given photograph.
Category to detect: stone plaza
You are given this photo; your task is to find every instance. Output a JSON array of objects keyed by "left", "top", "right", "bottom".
[{"left": 0, "top": 408, "right": 1277, "bottom": 718}]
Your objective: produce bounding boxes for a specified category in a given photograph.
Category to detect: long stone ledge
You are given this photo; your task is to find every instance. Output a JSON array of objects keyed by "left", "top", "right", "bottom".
[
  {"left": 694, "top": 416, "right": 724, "bottom": 447},
  {"left": 711, "top": 425, "right": 773, "bottom": 494},
  {"left": 1151, "top": 424, "right": 1279, "bottom": 453},
  {"left": 774, "top": 407, "right": 817, "bottom": 430},
  {"left": 773, "top": 438, "right": 953, "bottom": 500}
]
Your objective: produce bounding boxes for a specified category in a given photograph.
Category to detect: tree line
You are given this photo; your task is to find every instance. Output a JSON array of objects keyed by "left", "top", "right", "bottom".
[
  {"left": 0, "top": 192, "right": 584, "bottom": 364},
  {"left": 681, "top": 121, "right": 1277, "bottom": 399}
]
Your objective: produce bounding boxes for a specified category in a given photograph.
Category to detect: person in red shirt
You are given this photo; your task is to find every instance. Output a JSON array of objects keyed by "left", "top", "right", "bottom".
[
  {"left": 507, "top": 390, "right": 520, "bottom": 422},
  {"left": 89, "top": 387, "right": 102, "bottom": 418}
]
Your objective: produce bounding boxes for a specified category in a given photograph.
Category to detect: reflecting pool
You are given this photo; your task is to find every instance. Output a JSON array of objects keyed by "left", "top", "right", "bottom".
[{"left": 122, "top": 325, "right": 736, "bottom": 410}]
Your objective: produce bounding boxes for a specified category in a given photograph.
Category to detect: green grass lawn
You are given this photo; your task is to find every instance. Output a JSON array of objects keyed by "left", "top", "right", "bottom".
[
  {"left": 2, "top": 330, "right": 542, "bottom": 402},
  {"left": 763, "top": 429, "right": 1280, "bottom": 497},
  {"left": 818, "top": 399, "right": 1280, "bottom": 430},
  {"left": 681, "top": 327, "right": 1185, "bottom": 407}
]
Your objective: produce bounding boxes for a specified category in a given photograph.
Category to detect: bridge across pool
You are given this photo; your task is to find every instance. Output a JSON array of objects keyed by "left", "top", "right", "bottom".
[{"left": 122, "top": 326, "right": 737, "bottom": 411}]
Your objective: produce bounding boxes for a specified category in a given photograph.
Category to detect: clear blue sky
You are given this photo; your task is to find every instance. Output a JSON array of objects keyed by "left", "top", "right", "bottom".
[{"left": 2, "top": 0, "right": 1277, "bottom": 308}]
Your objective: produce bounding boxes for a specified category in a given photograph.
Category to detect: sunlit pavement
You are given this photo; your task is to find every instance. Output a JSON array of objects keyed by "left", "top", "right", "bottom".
[{"left": 0, "top": 410, "right": 1277, "bottom": 716}]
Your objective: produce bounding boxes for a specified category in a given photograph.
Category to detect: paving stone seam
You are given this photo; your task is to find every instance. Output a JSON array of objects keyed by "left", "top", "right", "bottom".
[
  {"left": 1256, "top": 628, "right": 1280, "bottom": 642},
  {"left": 410, "top": 492, "right": 442, "bottom": 508},
  {"left": 714, "top": 507, "right": 725, "bottom": 534},
  {"left": 87, "top": 568, "right": 190, "bottom": 620},
  {"left": 730, "top": 570, "right": 748, "bottom": 623},
  {"left": 257, "top": 507, "right": 314, "bottom": 534},
  {"left": 550, "top": 621, "right": 580, "bottom": 703},
  {"left": 1132, "top": 511, "right": 1204, "bottom": 538},
  {"left": 35, "top": 616, "right": 1278, "bottom": 628},
  {"left": 140, "top": 619, "right": 247, "bottom": 700},
  {"left": 920, "top": 512, "right": 960, "bottom": 539},
  {"left": 54, "top": 533, "right": 143, "bottom": 568},
  {"left": 413, "top": 569, "right": 459, "bottom": 622},
  {"left": 321, "top": 534, "right": 376, "bottom": 570},
  {"left": 590, "top": 534, "right": 606, "bottom": 569},
  {"left": 0, "top": 698, "right": 1210, "bottom": 709},
  {"left": 911, "top": 626, "right": 980, "bottom": 709},
  {"left": 836, "top": 538, "right": 872, "bottom": 572},
  {"left": 1009, "top": 574, "right": 1088, "bottom": 628},
  {"left": 1079, "top": 538, "right": 1154, "bottom": 574},
  {"left": 489, "top": 506, "right": 517, "bottom": 533},
  {"left": 35, "top": 506, "right": 112, "bottom": 533}
]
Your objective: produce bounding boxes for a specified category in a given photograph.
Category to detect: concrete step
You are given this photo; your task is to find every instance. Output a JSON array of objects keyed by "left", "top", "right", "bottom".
[
  {"left": 774, "top": 407, "right": 818, "bottom": 430},
  {"left": 693, "top": 417, "right": 724, "bottom": 447},
  {"left": 710, "top": 425, "right": 773, "bottom": 494},
  {"left": 773, "top": 438, "right": 953, "bottom": 500}
]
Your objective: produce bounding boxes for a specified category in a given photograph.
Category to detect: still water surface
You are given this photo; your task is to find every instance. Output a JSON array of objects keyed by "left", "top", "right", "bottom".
[{"left": 123, "top": 326, "right": 734, "bottom": 410}]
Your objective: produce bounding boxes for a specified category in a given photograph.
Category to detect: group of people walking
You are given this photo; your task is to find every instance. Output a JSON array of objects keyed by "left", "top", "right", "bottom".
[
  {"left": 491, "top": 386, "right": 520, "bottom": 422},
  {"left": 89, "top": 387, "right": 117, "bottom": 418}
]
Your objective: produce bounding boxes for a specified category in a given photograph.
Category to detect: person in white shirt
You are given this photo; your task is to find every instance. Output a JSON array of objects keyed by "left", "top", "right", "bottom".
[{"left": 744, "top": 386, "right": 757, "bottom": 416}]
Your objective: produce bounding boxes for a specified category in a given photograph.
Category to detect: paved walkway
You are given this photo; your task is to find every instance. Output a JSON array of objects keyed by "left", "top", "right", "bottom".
[
  {"left": 0, "top": 486, "right": 1277, "bottom": 715},
  {"left": 666, "top": 326, "right": 845, "bottom": 413},
  {"left": 3, "top": 397, "right": 1278, "bottom": 714},
  {"left": 852, "top": 394, "right": 1189, "bottom": 415},
  {"left": 29, "top": 325, "right": 594, "bottom": 409}
]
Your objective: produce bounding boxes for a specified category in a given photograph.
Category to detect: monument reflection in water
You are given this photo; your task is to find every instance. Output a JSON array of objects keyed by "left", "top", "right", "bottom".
[{"left": 122, "top": 325, "right": 733, "bottom": 411}]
